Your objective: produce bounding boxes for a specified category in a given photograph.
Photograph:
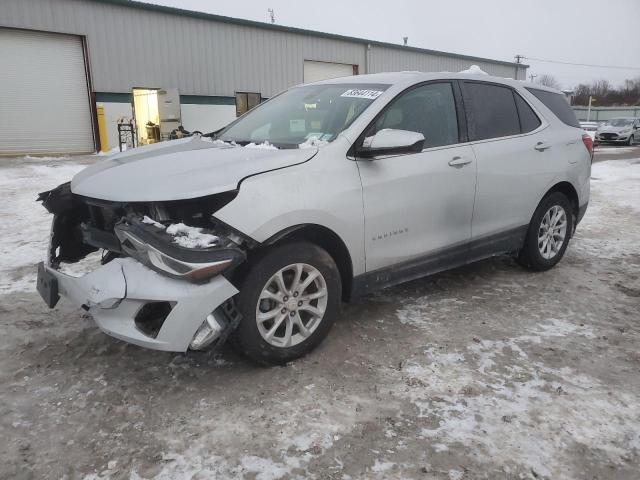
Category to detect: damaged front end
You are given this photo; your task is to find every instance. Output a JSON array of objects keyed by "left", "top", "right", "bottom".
[{"left": 36, "top": 182, "right": 253, "bottom": 352}]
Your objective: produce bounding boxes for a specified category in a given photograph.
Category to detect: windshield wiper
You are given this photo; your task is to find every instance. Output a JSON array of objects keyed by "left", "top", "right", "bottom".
[{"left": 203, "top": 126, "right": 226, "bottom": 139}]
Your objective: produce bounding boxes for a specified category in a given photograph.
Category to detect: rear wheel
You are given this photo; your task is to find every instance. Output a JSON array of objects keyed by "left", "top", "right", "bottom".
[
  {"left": 518, "top": 192, "right": 574, "bottom": 271},
  {"left": 232, "top": 242, "right": 341, "bottom": 365}
]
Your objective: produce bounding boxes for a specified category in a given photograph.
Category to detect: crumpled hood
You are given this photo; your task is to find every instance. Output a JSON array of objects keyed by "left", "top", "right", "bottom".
[{"left": 71, "top": 137, "right": 317, "bottom": 201}]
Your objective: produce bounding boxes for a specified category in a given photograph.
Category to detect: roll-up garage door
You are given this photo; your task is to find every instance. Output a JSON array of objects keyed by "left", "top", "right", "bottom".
[
  {"left": 0, "top": 28, "right": 94, "bottom": 155},
  {"left": 303, "top": 60, "right": 356, "bottom": 84}
]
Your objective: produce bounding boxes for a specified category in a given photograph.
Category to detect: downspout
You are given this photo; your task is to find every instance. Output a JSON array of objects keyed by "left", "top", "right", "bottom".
[{"left": 364, "top": 43, "right": 371, "bottom": 74}]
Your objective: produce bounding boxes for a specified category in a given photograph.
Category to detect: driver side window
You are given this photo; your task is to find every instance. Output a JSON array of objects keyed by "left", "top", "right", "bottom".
[{"left": 366, "top": 82, "right": 459, "bottom": 148}]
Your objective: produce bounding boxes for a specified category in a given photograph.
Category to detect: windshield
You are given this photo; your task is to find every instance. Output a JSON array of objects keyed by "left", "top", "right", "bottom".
[
  {"left": 217, "top": 83, "right": 390, "bottom": 148},
  {"left": 605, "top": 118, "right": 634, "bottom": 127}
]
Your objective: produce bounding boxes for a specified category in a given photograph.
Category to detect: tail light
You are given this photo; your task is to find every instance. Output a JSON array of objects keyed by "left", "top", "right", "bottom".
[{"left": 582, "top": 134, "right": 594, "bottom": 160}]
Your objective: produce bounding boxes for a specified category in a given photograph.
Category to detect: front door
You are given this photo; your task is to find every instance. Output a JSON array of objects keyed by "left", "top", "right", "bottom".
[{"left": 356, "top": 82, "right": 477, "bottom": 272}]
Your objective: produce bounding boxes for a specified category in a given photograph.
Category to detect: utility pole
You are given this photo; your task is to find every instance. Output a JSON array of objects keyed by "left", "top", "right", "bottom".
[
  {"left": 403, "top": 37, "right": 408, "bottom": 46},
  {"left": 267, "top": 8, "right": 275, "bottom": 24},
  {"left": 587, "top": 96, "right": 595, "bottom": 122},
  {"left": 514, "top": 54, "right": 524, "bottom": 80}
]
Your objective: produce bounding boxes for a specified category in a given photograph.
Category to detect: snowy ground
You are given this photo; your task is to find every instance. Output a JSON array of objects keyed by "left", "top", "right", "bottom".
[{"left": 1, "top": 147, "right": 639, "bottom": 479}]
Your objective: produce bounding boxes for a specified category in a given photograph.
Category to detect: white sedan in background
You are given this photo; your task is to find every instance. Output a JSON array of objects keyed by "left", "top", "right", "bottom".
[{"left": 595, "top": 118, "right": 639, "bottom": 146}]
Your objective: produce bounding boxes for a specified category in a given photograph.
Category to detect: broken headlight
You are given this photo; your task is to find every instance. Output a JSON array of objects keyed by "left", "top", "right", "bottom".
[{"left": 114, "top": 217, "right": 246, "bottom": 282}]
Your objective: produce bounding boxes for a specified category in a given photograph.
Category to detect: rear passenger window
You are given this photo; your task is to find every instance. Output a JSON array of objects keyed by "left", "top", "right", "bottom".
[
  {"left": 368, "top": 82, "right": 459, "bottom": 148},
  {"left": 462, "top": 82, "right": 520, "bottom": 141},
  {"left": 514, "top": 93, "right": 541, "bottom": 133},
  {"left": 526, "top": 88, "right": 580, "bottom": 128}
]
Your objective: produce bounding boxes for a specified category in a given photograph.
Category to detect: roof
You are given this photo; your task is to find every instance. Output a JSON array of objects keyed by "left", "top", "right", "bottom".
[
  {"left": 91, "top": 0, "right": 528, "bottom": 69},
  {"left": 308, "top": 71, "right": 544, "bottom": 90}
]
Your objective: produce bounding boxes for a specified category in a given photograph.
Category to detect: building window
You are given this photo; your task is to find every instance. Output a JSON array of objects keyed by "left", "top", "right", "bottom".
[{"left": 236, "top": 92, "right": 262, "bottom": 116}]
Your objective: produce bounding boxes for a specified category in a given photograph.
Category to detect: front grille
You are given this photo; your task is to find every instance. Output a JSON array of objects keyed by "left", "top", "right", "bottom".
[{"left": 600, "top": 133, "right": 618, "bottom": 140}]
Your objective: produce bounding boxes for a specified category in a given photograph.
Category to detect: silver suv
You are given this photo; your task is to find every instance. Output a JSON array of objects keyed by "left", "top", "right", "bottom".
[{"left": 37, "top": 72, "right": 592, "bottom": 364}]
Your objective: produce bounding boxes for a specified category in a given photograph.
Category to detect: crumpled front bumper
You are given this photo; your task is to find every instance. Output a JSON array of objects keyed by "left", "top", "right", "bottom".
[{"left": 37, "top": 257, "right": 238, "bottom": 352}]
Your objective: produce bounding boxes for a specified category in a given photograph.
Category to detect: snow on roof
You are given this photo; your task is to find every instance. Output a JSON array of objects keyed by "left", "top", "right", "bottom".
[{"left": 459, "top": 65, "right": 489, "bottom": 75}]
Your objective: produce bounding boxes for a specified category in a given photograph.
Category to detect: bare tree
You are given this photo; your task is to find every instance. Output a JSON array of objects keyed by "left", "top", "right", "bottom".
[
  {"left": 592, "top": 80, "right": 611, "bottom": 98},
  {"left": 572, "top": 77, "right": 640, "bottom": 106},
  {"left": 536, "top": 74, "right": 562, "bottom": 90}
]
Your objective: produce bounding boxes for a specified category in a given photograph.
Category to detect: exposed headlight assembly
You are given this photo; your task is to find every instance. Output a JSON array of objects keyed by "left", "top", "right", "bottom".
[{"left": 115, "top": 217, "right": 245, "bottom": 282}]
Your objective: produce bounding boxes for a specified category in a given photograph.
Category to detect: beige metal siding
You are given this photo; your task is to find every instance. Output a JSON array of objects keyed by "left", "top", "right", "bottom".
[
  {"left": 0, "top": 27, "right": 94, "bottom": 154},
  {"left": 1, "top": 0, "right": 525, "bottom": 99},
  {"left": 1, "top": 0, "right": 365, "bottom": 97},
  {"left": 368, "top": 46, "right": 523, "bottom": 79}
]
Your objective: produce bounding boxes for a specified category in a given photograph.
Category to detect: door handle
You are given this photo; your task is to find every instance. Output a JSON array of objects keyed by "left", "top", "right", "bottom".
[
  {"left": 448, "top": 156, "right": 472, "bottom": 167},
  {"left": 534, "top": 142, "right": 551, "bottom": 152}
]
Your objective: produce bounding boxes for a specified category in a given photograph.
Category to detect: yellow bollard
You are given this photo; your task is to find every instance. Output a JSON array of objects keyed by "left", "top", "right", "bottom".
[{"left": 96, "top": 104, "right": 109, "bottom": 152}]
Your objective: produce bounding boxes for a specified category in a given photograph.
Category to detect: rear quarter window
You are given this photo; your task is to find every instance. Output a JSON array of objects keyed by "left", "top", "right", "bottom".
[
  {"left": 526, "top": 88, "right": 580, "bottom": 128},
  {"left": 514, "top": 92, "right": 541, "bottom": 133}
]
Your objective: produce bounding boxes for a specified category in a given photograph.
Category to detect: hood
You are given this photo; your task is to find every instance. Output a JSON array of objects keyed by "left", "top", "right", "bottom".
[
  {"left": 71, "top": 137, "right": 317, "bottom": 202},
  {"left": 597, "top": 125, "right": 630, "bottom": 133}
]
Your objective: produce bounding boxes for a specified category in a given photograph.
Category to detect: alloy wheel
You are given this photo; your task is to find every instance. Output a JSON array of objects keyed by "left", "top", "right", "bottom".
[
  {"left": 537, "top": 205, "right": 567, "bottom": 260},
  {"left": 255, "top": 263, "right": 328, "bottom": 348}
]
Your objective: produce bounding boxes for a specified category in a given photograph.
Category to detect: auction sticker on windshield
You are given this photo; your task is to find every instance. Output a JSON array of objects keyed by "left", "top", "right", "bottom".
[{"left": 340, "top": 89, "right": 384, "bottom": 99}]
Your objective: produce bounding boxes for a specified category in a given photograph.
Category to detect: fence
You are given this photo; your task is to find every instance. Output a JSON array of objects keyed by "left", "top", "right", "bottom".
[{"left": 572, "top": 106, "right": 640, "bottom": 122}]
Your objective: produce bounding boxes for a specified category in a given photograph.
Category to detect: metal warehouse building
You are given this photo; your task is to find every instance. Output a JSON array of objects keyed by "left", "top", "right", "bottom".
[{"left": 1, "top": 0, "right": 528, "bottom": 155}]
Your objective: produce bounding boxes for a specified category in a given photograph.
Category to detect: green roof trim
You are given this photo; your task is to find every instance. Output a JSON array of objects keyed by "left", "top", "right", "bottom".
[
  {"left": 95, "top": 92, "right": 132, "bottom": 103},
  {"left": 95, "top": 92, "right": 236, "bottom": 105},
  {"left": 180, "top": 95, "right": 235, "bottom": 105},
  {"left": 90, "top": 0, "right": 528, "bottom": 69}
]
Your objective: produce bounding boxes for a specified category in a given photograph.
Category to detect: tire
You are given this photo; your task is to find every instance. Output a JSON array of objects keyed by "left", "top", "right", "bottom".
[
  {"left": 627, "top": 135, "right": 634, "bottom": 146},
  {"left": 231, "top": 241, "right": 341, "bottom": 365},
  {"left": 518, "top": 192, "right": 574, "bottom": 271}
]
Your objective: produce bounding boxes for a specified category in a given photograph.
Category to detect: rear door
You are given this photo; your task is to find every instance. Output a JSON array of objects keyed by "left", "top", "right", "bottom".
[
  {"left": 157, "top": 88, "right": 181, "bottom": 139},
  {"left": 303, "top": 60, "right": 356, "bottom": 83},
  {"left": 356, "top": 82, "right": 477, "bottom": 272},
  {"left": 460, "top": 81, "right": 555, "bottom": 253}
]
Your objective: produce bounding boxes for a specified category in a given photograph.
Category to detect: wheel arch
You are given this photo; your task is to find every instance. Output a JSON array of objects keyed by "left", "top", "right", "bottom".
[
  {"left": 534, "top": 181, "right": 580, "bottom": 238},
  {"left": 261, "top": 224, "right": 355, "bottom": 302},
  {"left": 544, "top": 181, "right": 579, "bottom": 219}
]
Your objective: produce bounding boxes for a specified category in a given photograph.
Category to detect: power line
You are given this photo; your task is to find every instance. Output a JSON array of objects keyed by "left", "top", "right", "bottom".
[{"left": 523, "top": 56, "right": 640, "bottom": 70}]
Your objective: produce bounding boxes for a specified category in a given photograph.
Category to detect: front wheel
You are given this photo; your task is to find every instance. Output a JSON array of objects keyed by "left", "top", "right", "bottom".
[
  {"left": 232, "top": 242, "right": 341, "bottom": 365},
  {"left": 518, "top": 192, "right": 574, "bottom": 271},
  {"left": 629, "top": 135, "right": 635, "bottom": 146}
]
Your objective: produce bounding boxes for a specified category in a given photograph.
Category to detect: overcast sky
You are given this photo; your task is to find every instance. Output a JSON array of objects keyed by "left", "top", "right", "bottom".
[{"left": 143, "top": 0, "right": 639, "bottom": 89}]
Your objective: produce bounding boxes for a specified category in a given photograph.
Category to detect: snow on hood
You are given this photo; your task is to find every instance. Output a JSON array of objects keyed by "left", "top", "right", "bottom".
[
  {"left": 597, "top": 125, "right": 631, "bottom": 133},
  {"left": 71, "top": 136, "right": 317, "bottom": 202}
]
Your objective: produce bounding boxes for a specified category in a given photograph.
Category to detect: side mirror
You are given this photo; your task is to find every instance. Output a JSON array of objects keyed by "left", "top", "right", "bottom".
[{"left": 356, "top": 129, "right": 425, "bottom": 159}]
